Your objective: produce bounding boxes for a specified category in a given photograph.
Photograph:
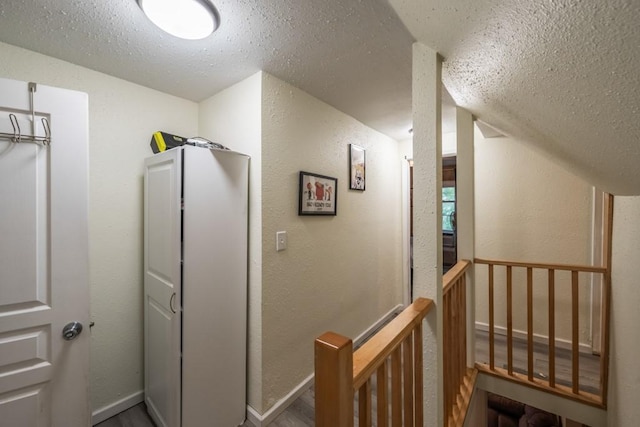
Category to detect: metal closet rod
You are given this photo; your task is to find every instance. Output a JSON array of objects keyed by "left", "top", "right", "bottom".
[{"left": 0, "top": 82, "right": 52, "bottom": 146}]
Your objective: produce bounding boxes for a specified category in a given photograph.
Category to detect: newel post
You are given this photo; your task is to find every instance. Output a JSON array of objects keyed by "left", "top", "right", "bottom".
[{"left": 315, "top": 332, "right": 354, "bottom": 427}]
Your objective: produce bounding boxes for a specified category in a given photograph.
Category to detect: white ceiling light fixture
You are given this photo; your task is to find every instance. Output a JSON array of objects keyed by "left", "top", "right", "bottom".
[{"left": 137, "top": 0, "right": 220, "bottom": 40}]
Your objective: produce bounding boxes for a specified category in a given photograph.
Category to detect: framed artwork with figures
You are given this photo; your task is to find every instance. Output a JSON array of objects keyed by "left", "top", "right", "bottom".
[
  {"left": 349, "top": 144, "right": 365, "bottom": 191},
  {"left": 298, "top": 171, "right": 337, "bottom": 215}
]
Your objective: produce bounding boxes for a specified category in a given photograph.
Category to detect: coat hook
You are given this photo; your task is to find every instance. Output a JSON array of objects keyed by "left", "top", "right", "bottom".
[
  {"left": 9, "top": 113, "right": 21, "bottom": 143},
  {"left": 42, "top": 117, "right": 51, "bottom": 146}
]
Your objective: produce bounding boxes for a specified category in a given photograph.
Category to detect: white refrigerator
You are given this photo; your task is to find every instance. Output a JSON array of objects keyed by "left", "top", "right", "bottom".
[{"left": 143, "top": 145, "right": 249, "bottom": 427}]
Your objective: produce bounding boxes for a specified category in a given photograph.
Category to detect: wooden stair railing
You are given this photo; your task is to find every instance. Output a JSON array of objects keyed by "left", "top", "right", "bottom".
[
  {"left": 474, "top": 257, "right": 611, "bottom": 407},
  {"left": 443, "top": 259, "right": 477, "bottom": 427},
  {"left": 473, "top": 194, "right": 613, "bottom": 408},
  {"left": 315, "top": 297, "right": 433, "bottom": 427}
]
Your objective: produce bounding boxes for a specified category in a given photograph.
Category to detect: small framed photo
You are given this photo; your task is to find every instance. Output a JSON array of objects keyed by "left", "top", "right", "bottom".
[
  {"left": 298, "top": 171, "right": 338, "bottom": 216},
  {"left": 349, "top": 144, "right": 366, "bottom": 191}
]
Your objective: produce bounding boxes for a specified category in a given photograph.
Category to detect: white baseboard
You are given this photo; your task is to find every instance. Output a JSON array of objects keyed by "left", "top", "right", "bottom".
[
  {"left": 91, "top": 390, "right": 144, "bottom": 425},
  {"left": 247, "top": 304, "right": 403, "bottom": 426},
  {"left": 475, "top": 322, "right": 592, "bottom": 354},
  {"left": 246, "top": 372, "right": 314, "bottom": 427},
  {"left": 246, "top": 405, "right": 262, "bottom": 427},
  {"left": 353, "top": 304, "right": 404, "bottom": 347}
]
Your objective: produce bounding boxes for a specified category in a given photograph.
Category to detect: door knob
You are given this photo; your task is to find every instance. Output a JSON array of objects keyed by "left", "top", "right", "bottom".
[{"left": 62, "top": 321, "right": 83, "bottom": 341}]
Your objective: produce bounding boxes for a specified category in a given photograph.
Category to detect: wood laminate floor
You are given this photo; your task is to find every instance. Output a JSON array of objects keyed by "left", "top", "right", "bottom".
[
  {"left": 474, "top": 330, "right": 601, "bottom": 395},
  {"left": 96, "top": 329, "right": 600, "bottom": 426},
  {"left": 94, "top": 403, "right": 156, "bottom": 427},
  {"left": 94, "top": 393, "right": 314, "bottom": 427}
]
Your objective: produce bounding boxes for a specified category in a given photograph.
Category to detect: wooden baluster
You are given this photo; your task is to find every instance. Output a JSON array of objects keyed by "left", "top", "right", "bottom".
[
  {"left": 315, "top": 332, "right": 354, "bottom": 427},
  {"left": 572, "top": 270, "right": 580, "bottom": 394},
  {"left": 457, "top": 278, "right": 464, "bottom": 390},
  {"left": 413, "top": 323, "right": 423, "bottom": 427},
  {"left": 455, "top": 279, "right": 459, "bottom": 406},
  {"left": 442, "top": 292, "right": 451, "bottom": 427},
  {"left": 527, "top": 267, "right": 534, "bottom": 381},
  {"left": 454, "top": 279, "right": 460, "bottom": 391},
  {"left": 459, "top": 277, "right": 464, "bottom": 408},
  {"left": 377, "top": 361, "right": 388, "bottom": 427},
  {"left": 443, "top": 291, "right": 450, "bottom": 424},
  {"left": 600, "top": 270, "right": 610, "bottom": 402},
  {"left": 359, "top": 380, "right": 372, "bottom": 427},
  {"left": 452, "top": 279, "right": 458, "bottom": 395},
  {"left": 402, "top": 337, "right": 413, "bottom": 427},
  {"left": 451, "top": 289, "right": 455, "bottom": 422},
  {"left": 507, "top": 265, "right": 513, "bottom": 375},
  {"left": 548, "top": 269, "right": 556, "bottom": 388},
  {"left": 460, "top": 275, "right": 467, "bottom": 377},
  {"left": 489, "top": 264, "right": 495, "bottom": 370},
  {"left": 445, "top": 287, "right": 456, "bottom": 418},
  {"left": 391, "top": 347, "right": 402, "bottom": 427},
  {"left": 451, "top": 284, "right": 456, "bottom": 416}
]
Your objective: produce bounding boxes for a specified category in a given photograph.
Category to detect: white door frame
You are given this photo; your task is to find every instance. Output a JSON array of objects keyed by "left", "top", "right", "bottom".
[
  {"left": 402, "top": 157, "right": 412, "bottom": 306},
  {"left": 590, "top": 188, "right": 605, "bottom": 354}
]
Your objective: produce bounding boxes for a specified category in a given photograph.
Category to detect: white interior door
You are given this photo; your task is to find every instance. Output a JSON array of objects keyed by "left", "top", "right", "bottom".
[
  {"left": 0, "top": 78, "right": 89, "bottom": 426},
  {"left": 144, "top": 149, "right": 182, "bottom": 427}
]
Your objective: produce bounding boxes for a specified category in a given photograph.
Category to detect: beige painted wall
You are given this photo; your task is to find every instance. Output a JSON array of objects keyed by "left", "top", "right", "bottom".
[
  {"left": 608, "top": 196, "right": 640, "bottom": 426},
  {"left": 0, "top": 44, "right": 405, "bottom": 416},
  {"left": 398, "top": 132, "right": 454, "bottom": 159},
  {"left": 197, "top": 73, "right": 264, "bottom": 411},
  {"left": 443, "top": 131, "right": 457, "bottom": 156},
  {"left": 0, "top": 42, "right": 199, "bottom": 411},
  {"left": 474, "top": 128, "right": 594, "bottom": 345},
  {"left": 398, "top": 137, "right": 413, "bottom": 159},
  {"left": 260, "top": 73, "right": 403, "bottom": 411}
]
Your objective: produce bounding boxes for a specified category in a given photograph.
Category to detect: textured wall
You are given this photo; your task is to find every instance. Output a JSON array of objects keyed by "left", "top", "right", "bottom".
[
  {"left": 260, "top": 73, "right": 403, "bottom": 411},
  {"left": 197, "top": 74, "right": 264, "bottom": 412},
  {"left": 474, "top": 128, "right": 593, "bottom": 345},
  {"left": 608, "top": 196, "right": 640, "bottom": 426},
  {"left": 411, "top": 43, "right": 444, "bottom": 426},
  {"left": 0, "top": 42, "right": 199, "bottom": 411}
]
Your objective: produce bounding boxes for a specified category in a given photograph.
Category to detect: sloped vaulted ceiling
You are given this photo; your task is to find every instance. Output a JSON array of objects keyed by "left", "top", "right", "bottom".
[{"left": 390, "top": 0, "right": 640, "bottom": 195}]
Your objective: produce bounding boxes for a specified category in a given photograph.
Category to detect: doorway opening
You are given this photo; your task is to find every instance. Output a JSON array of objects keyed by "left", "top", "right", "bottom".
[{"left": 405, "top": 156, "right": 457, "bottom": 302}]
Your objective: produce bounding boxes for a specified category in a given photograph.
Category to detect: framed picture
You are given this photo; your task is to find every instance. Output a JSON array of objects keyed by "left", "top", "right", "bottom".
[
  {"left": 298, "top": 171, "right": 338, "bottom": 216},
  {"left": 349, "top": 144, "right": 366, "bottom": 190}
]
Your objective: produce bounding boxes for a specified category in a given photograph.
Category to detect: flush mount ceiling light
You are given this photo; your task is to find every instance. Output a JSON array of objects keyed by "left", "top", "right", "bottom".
[{"left": 138, "top": 0, "right": 220, "bottom": 40}]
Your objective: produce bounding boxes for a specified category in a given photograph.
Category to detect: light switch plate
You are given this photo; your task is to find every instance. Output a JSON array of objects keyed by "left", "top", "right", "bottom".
[{"left": 276, "top": 231, "right": 287, "bottom": 251}]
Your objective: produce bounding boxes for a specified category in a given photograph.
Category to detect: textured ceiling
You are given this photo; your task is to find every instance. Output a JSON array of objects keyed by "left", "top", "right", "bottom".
[
  {"left": 390, "top": 0, "right": 640, "bottom": 195},
  {"left": 0, "top": 0, "right": 419, "bottom": 140},
  {"left": 0, "top": 1, "right": 638, "bottom": 194}
]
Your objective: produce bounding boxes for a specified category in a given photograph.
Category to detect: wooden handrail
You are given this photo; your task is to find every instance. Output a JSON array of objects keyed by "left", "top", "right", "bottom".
[
  {"left": 474, "top": 258, "right": 606, "bottom": 274},
  {"left": 443, "top": 259, "right": 472, "bottom": 294},
  {"left": 352, "top": 297, "right": 433, "bottom": 389},
  {"left": 315, "top": 297, "right": 433, "bottom": 427}
]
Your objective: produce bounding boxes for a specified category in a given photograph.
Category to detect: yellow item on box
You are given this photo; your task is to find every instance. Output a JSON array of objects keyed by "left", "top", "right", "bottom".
[{"left": 150, "top": 131, "right": 186, "bottom": 154}]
